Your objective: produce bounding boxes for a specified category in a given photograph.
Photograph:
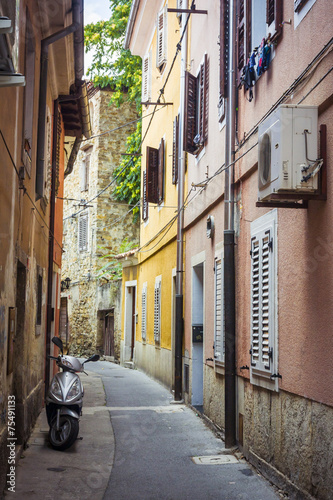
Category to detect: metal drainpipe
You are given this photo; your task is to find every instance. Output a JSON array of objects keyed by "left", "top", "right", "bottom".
[
  {"left": 174, "top": 8, "right": 189, "bottom": 402},
  {"left": 45, "top": 100, "right": 59, "bottom": 397},
  {"left": 36, "top": 0, "right": 81, "bottom": 200},
  {"left": 43, "top": 0, "right": 82, "bottom": 393},
  {"left": 224, "top": 0, "right": 237, "bottom": 447}
]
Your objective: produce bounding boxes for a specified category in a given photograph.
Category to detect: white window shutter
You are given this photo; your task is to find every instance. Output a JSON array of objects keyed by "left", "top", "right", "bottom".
[
  {"left": 250, "top": 222, "right": 275, "bottom": 374},
  {"left": 157, "top": 7, "right": 167, "bottom": 68},
  {"left": 142, "top": 53, "right": 151, "bottom": 102},
  {"left": 154, "top": 278, "right": 161, "bottom": 343},
  {"left": 214, "top": 255, "right": 224, "bottom": 362},
  {"left": 79, "top": 213, "right": 88, "bottom": 252},
  {"left": 141, "top": 286, "right": 147, "bottom": 341}
]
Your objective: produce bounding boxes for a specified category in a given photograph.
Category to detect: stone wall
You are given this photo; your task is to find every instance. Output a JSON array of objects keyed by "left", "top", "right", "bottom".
[{"left": 61, "top": 89, "right": 139, "bottom": 357}]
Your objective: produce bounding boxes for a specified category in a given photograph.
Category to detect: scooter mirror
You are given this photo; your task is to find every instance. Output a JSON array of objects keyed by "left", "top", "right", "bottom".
[
  {"left": 84, "top": 354, "right": 100, "bottom": 363},
  {"left": 52, "top": 336, "right": 63, "bottom": 354}
]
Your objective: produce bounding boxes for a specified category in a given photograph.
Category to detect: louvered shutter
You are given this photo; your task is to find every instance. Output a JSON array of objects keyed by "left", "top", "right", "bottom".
[
  {"left": 294, "top": 0, "right": 308, "bottom": 12},
  {"left": 158, "top": 138, "right": 165, "bottom": 203},
  {"left": 214, "top": 255, "right": 224, "bottom": 362},
  {"left": 142, "top": 54, "right": 151, "bottom": 102},
  {"left": 154, "top": 279, "right": 161, "bottom": 343},
  {"left": 183, "top": 71, "right": 197, "bottom": 154},
  {"left": 197, "top": 56, "right": 209, "bottom": 145},
  {"left": 142, "top": 170, "right": 148, "bottom": 221},
  {"left": 172, "top": 115, "right": 179, "bottom": 184},
  {"left": 157, "top": 7, "right": 167, "bottom": 68},
  {"left": 141, "top": 286, "right": 147, "bottom": 341},
  {"left": 219, "top": 0, "right": 228, "bottom": 99},
  {"left": 79, "top": 213, "right": 88, "bottom": 252},
  {"left": 237, "top": 0, "right": 245, "bottom": 73},
  {"left": 250, "top": 226, "right": 274, "bottom": 373},
  {"left": 146, "top": 146, "right": 159, "bottom": 203},
  {"left": 269, "top": 0, "right": 283, "bottom": 42}
]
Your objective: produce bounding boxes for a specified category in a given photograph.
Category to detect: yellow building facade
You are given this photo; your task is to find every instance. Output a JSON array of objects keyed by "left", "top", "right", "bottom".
[{"left": 121, "top": 0, "right": 186, "bottom": 389}]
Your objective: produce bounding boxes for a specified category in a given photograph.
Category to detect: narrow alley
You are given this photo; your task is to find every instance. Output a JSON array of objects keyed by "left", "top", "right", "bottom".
[{"left": 12, "top": 361, "right": 282, "bottom": 500}]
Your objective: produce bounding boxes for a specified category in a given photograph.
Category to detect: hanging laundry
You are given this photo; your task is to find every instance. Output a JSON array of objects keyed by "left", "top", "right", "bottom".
[{"left": 257, "top": 38, "right": 271, "bottom": 77}]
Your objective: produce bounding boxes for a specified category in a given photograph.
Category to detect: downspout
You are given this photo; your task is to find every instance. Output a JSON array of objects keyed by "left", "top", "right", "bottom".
[
  {"left": 224, "top": 0, "right": 237, "bottom": 447},
  {"left": 43, "top": 0, "right": 83, "bottom": 394},
  {"left": 174, "top": 7, "right": 189, "bottom": 402},
  {"left": 45, "top": 100, "right": 59, "bottom": 397},
  {"left": 36, "top": 0, "right": 82, "bottom": 200}
]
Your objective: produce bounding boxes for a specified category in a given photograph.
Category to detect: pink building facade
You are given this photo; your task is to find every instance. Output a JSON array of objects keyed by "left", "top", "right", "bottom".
[{"left": 183, "top": 1, "right": 332, "bottom": 498}]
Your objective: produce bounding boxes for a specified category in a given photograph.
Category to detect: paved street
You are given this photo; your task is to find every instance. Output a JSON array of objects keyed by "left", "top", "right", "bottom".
[
  {"left": 88, "top": 361, "right": 281, "bottom": 500},
  {"left": 10, "top": 361, "right": 282, "bottom": 500}
]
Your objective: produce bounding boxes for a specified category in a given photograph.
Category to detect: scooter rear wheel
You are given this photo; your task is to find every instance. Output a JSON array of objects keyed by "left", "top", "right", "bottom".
[{"left": 49, "top": 415, "right": 79, "bottom": 451}]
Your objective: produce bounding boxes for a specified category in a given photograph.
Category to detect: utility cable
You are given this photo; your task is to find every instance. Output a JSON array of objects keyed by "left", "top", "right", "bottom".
[{"left": 0, "top": 129, "right": 63, "bottom": 251}]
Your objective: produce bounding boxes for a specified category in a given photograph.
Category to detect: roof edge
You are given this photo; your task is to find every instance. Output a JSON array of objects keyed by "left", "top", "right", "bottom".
[{"left": 124, "top": 0, "right": 140, "bottom": 50}]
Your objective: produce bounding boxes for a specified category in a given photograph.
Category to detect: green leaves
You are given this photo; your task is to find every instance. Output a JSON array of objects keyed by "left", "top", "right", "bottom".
[
  {"left": 97, "top": 237, "right": 138, "bottom": 281},
  {"left": 85, "top": 0, "right": 142, "bottom": 219}
]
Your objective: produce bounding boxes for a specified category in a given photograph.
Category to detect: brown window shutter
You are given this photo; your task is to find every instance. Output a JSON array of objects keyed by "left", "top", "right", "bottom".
[
  {"left": 219, "top": 0, "right": 228, "bottom": 98},
  {"left": 142, "top": 170, "right": 148, "bottom": 221},
  {"left": 237, "top": 0, "right": 245, "bottom": 71},
  {"left": 266, "top": 0, "right": 275, "bottom": 25},
  {"left": 172, "top": 115, "right": 179, "bottom": 184},
  {"left": 203, "top": 54, "right": 209, "bottom": 143},
  {"left": 183, "top": 71, "right": 197, "bottom": 154},
  {"left": 271, "top": 0, "right": 283, "bottom": 42},
  {"left": 158, "top": 138, "right": 165, "bottom": 203},
  {"left": 146, "top": 146, "right": 159, "bottom": 204}
]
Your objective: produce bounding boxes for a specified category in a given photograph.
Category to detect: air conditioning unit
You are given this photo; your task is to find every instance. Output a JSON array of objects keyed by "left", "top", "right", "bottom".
[{"left": 258, "top": 105, "right": 318, "bottom": 201}]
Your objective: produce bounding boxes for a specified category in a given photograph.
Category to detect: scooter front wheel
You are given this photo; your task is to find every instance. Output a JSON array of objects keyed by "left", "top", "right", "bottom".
[{"left": 49, "top": 415, "right": 79, "bottom": 451}]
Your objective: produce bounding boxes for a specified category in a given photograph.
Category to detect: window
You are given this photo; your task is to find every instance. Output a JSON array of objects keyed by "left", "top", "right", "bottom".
[
  {"left": 184, "top": 54, "right": 209, "bottom": 155},
  {"left": 146, "top": 138, "right": 165, "bottom": 204},
  {"left": 214, "top": 252, "right": 224, "bottom": 363},
  {"left": 142, "top": 52, "right": 151, "bottom": 103},
  {"left": 154, "top": 276, "right": 162, "bottom": 344},
  {"left": 250, "top": 210, "right": 278, "bottom": 389},
  {"left": 141, "top": 284, "right": 147, "bottom": 342},
  {"left": 237, "top": 0, "right": 282, "bottom": 79},
  {"left": 156, "top": 6, "right": 167, "bottom": 70},
  {"left": 172, "top": 115, "right": 179, "bottom": 184},
  {"left": 44, "top": 106, "right": 52, "bottom": 203},
  {"left": 81, "top": 148, "right": 92, "bottom": 192},
  {"left": 142, "top": 170, "right": 149, "bottom": 221},
  {"left": 36, "top": 266, "right": 43, "bottom": 335},
  {"left": 294, "top": 0, "right": 317, "bottom": 28},
  {"left": 23, "top": 10, "right": 35, "bottom": 177},
  {"left": 79, "top": 213, "right": 88, "bottom": 252}
]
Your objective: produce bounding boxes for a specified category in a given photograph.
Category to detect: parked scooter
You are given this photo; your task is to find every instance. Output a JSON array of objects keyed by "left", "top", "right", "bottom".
[{"left": 46, "top": 336, "right": 99, "bottom": 451}]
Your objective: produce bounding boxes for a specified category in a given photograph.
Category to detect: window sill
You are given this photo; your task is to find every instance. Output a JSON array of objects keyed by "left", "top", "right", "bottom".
[
  {"left": 250, "top": 368, "right": 279, "bottom": 392},
  {"left": 214, "top": 360, "right": 225, "bottom": 375}
]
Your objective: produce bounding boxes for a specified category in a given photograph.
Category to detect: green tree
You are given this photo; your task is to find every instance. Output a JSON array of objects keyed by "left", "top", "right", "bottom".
[{"left": 85, "top": 0, "right": 142, "bottom": 216}]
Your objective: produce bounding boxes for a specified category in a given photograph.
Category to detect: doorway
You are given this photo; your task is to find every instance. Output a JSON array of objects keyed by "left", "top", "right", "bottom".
[
  {"left": 124, "top": 282, "right": 136, "bottom": 362},
  {"left": 192, "top": 262, "right": 204, "bottom": 410},
  {"left": 103, "top": 310, "right": 115, "bottom": 357}
]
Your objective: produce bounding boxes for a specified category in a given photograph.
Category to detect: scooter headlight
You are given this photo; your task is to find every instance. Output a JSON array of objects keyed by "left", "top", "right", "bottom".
[
  {"left": 50, "top": 378, "right": 62, "bottom": 401},
  {"left": 66, "top": 379, "right": 81, "bottom": 402}
]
